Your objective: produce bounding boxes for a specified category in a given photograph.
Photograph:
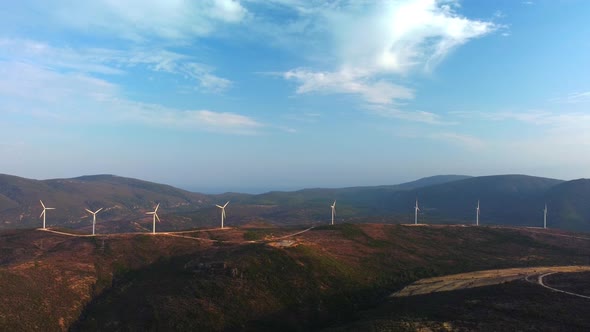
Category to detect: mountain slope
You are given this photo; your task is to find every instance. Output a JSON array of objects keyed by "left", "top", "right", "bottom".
[
  {"left": 391, "top": 174, "right": 564, "bottom": 225},
  {"left": 4, "top": 173, "right": 590, "bottom": 232},
  {"left": 545, "top": 179, "right": 590, "bottom": 231},
  {"left": 0, "top": 174, "right": 210, "bottom": 231}
]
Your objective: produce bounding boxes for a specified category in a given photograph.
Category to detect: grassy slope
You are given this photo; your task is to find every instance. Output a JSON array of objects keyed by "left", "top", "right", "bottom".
[{"left": 66, "top": 224, "right": 590, "bottom": 331}]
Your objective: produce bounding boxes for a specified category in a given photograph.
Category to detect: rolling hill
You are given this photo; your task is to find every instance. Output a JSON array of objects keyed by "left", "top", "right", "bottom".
[
  {"left": 2, "top": 224, "right": 590, "bottom": 331},
  {"left": 2, "top": 173, "right": 590, "bottom": 232},
  {"left": 0, "top": 174, "right": 210, "bottom": 232}
]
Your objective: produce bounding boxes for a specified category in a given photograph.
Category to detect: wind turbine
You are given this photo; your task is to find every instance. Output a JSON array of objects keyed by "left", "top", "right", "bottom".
[
  {"left": 216, "top": 201, "right": 229, "bottom": 229},
  {"left": 146, "top": 203, "right": 160, "bottom": 234},
  {"left": 476, "top": 200, "right": 480, "bottom": 226},
  {"left": 39, "top": 200, "right": 55, "bottom": 229},
  {"left": 414, "top": 199, "right": 420, "bottom": 225},
  {"left": 330, "top": 201, "right": 336, "bottom": 225},
  {"left": 543, "top": 203, "right": 548, "bottom": 229},
  {"left": 85, "top": 207, "right": 103, "bottom": 235}
]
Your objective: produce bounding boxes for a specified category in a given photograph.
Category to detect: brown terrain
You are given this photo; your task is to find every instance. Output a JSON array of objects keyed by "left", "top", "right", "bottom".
[{"left": 1, "top": 223, "right": 590, "bottom": 331}]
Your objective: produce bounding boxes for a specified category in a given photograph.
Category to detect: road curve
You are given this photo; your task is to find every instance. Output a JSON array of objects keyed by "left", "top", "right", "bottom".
[
  {"left": 537, "top": 272, "right": 590, "bottom": 300},
  {"left": 392, "top": 265, "right": 590, "bottom": 297}
]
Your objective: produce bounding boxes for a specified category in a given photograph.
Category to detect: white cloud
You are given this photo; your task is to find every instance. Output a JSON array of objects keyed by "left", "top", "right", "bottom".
[
  {"left": 121, "top": 102, "right": 263, "bottom": 134},
  {"left": 277, "top": 0, "right": 495, "bottom": 115},
  {"left": 367, "top": 105, "right": 452, "bottom": 125},
  {"left": 453, "top": 109, "right": 590, "bottom": 147},
  {"left": 0, "top": 62, "right": 260, "bottom": 134},
  {"left": 551, "top": 91, "right": 590, "bottom": 104},
  {"left": 34, "top": 0, "right": 247, "bottom": 42},
  {"left": 284, "top": 68, "right": 413, "bottom": 105},
  {"left": 0, "top": 39, "right": 232, "bottom": 93}
]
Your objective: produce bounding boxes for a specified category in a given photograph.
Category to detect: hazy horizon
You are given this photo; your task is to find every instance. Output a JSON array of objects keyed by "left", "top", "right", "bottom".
[
  {"left": 3, "top": 171, "right": 584, "bottom": 195},
  {"left": 2, "top": 1, "right": 589, "bottom": 190}
]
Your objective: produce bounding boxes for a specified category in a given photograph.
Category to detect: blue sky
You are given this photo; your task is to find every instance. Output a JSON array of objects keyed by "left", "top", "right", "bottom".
[{"left": 1, "top": 0, "right": 589, "bottom": 193}]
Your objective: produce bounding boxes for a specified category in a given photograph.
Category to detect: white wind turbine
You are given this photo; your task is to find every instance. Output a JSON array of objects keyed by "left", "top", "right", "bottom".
[
  {"left": 216, "top": 201, "right": 229, "bottom": 229},
  {"left": 39, "top": 200, "right": 55, "bottom": 230},
  {"left": 331, "top": 201, "right": 336, "bottom": 225},
  {"left": 85, "top": 208, "right": 103, "bottom": 235},
  {"left": 476, "top": 200, "right": 480, "bottom": 226},
  {"left": 543, "top": 203, "right": 548, "bottom": 229},
  {"left": 146, "top": 203, "right": 160, "bottom": 234},
  {"left": 414, "top": 199, "right": 420, "bottom": 225}
]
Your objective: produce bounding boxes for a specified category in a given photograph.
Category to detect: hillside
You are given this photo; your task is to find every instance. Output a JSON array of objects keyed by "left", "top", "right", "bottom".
[
  {"left": 390, "top": 174, "right": 564, "bottom": 225},
  {"left": 2, "top": 223, "right": 588, "bottom": 331},
  {"left": 0, "top": 174, "right": 210, "bottom": 232},
  {"left": 4, "top": 173, "right": 590, "bottom": 232},
  {"left": 545, "top": 179, "right": 590, "bottom": 231}
]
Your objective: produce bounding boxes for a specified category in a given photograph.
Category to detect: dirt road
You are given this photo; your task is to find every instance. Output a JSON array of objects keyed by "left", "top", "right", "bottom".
[{"left": 392, "top": 265, "right": 590, "bottom": 297}]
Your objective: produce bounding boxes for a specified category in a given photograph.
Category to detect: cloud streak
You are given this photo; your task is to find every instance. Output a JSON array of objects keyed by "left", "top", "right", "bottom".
[
  {"left": 0, "top": 39, "right": 232, "bottom": 93},
  {"left": 0, "top": 62, "right": 261, "bottom": 134},
  {"left": 19, "top": 0, "right": 248, "bottom": 42}
]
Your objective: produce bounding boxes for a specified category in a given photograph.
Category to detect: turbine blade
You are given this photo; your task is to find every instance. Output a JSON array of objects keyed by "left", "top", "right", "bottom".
[
  {"left": 85, "top": 209, "right": 93, "bottom": 214},
  {"left": 96, "top": 208, "right": 103, "bottom": 213},
  {"left": 224, "top": 201, "right": 229, "bottom": 208},
  {"left": 46, "top": 208, "right": 55, "bottom": 210},
  {"left": 155, "top": 203, "right": 160, "bottom": 212},
  {"left": 155, "top": 213, "right": 160, "bottom": 222},
  {"left": 40, "top": 200, "right": 45, "bottom": 208},
  {"left": 40, "top": 210, "right": 45, "bottom": 218},
  {"left": 215, "top": 205, "right": 223, "bottom": 209},
  {"left": 146, "top": 212, "right": 155, "bottom": 215}
]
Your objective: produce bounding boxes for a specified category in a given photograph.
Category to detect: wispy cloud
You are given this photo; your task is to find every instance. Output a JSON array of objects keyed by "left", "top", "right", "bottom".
[
  {"left": 284, "top": 68, "right": 414, "bottom": 105},
  {"left": 16, "top": 0, "right": 248, "bottom": 42},
  {"left": 0, "top": 39, "right": 232, "bottom": 93},
  {"left": 550, "top": 91, "right": 590, "bottom": 104},
  {"left": 0, "top": 62, "right": 261, "bottom": 134},
  {"left": 367, "top": 105, "right": 453, "bottom": 125},
  {"left": 431, "top": 132, "right": 484, "bottom": 149},
  {"left": 122, "top": 103, "right": 263, "bottom": 134}
]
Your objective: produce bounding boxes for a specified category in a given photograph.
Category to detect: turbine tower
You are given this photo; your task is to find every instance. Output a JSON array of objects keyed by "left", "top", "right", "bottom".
[
  {"left": 146, "top": 203, "right": 160, "bottom": 234},
  {"left": 39, "top": 200, "right": 55, "bottom": 229},
  {"left": 331, "top": 201, "right": 336, "bottom": 225},
  {"left": 476, "top": 200, "right": 480, "bottom": 226},
  {"left": 414, "top": 199, "right": 420, "bottom": 225},
  {"left": 216, "top": 201, "right": 229, "bottom": 229},
  {"left": 544, "top": 203, "right": 548, "bottom": 229},
  {"left": 85, "top": 208, "right": 103, "bottom": 235}
]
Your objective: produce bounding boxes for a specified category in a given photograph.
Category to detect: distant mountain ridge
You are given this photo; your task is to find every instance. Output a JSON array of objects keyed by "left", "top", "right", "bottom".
[
  {"left": 0, "top": 173, "right": 210, "bottom": 232},
  {"left": 2, "top": 173, "right": 590, "bottom": 231}
]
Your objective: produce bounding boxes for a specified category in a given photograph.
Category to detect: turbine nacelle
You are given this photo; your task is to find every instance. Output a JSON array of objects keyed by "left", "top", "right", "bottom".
[{"left": 85, "top": 208, "right": 103, "bottom": 216}]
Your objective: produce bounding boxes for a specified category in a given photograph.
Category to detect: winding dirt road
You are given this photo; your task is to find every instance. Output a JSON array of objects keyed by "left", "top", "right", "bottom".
[
  {"left": 536, "top": 272, "right": 590, "bottom": 299},
  {"left": 392, "top": 265, "right": 590, "bottom": 298}
]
